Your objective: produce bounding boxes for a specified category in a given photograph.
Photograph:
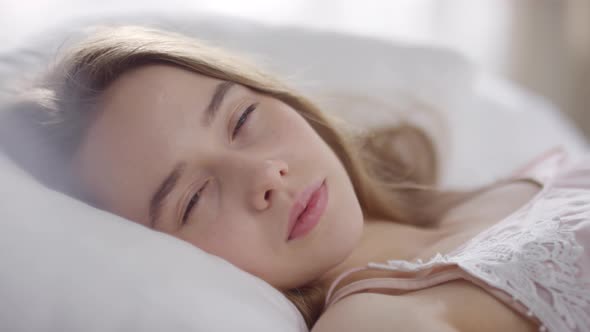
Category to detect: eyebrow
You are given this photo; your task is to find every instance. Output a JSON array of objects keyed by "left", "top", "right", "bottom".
[
  {"left": 149, "top": 162, "right": 185, "bottom": 228},
  {"left": 202, "top": 81, "right": 234, "bottom": 127},
  {"left": 148, "top": 81, "right": 234, "bottom": 228}
]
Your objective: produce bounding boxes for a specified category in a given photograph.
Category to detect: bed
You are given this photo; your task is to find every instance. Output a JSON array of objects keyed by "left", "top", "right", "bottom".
[{"left": 0, "top": 12, "right": 587, "bottom": 332}]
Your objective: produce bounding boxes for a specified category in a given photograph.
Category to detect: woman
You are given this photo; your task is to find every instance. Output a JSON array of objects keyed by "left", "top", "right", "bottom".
[{"left": 1, "top": 26, "right": 589, "bottom": 332}]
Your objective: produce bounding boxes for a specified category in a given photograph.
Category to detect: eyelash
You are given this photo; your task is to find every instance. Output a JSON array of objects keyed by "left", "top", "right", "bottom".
[{"left": 181, "top": 103, "right": 258, "bottom": 224}]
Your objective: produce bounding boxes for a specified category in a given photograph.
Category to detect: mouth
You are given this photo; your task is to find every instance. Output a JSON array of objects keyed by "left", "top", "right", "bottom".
[{"left": 287, "top": 179, "right": 328, "bottom": 242}]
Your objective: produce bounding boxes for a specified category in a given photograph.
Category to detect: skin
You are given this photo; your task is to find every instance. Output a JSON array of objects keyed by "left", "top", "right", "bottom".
[
  {"left": 71, "top": 63, "right": 543, "bottom": 331},
  {"left": 72, "top": 64, "right": 364, "bottom": 290}
]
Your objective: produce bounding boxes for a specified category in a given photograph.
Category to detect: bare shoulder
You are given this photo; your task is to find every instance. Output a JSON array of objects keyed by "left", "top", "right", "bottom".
[{"left": 311, "top": 292, "right": 459, "bottom": 332}]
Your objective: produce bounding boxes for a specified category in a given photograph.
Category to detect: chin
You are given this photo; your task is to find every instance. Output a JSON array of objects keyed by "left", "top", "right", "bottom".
[{"left": 326, "top": 205, "right": 364, "bottom": 263}]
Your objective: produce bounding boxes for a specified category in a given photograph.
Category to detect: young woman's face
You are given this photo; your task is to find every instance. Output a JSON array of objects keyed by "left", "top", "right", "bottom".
[{"left": 73, "top": 64, "right": 363, "bottom": 289}]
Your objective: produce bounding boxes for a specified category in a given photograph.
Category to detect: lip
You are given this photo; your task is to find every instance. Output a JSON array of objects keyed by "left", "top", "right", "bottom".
[{"left": 287, "top": 179, "right": 328, "bottom": 241}]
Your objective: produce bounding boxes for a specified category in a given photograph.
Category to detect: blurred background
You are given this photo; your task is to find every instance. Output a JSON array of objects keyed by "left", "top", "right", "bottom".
[{"left": 1, "top": 0, "right": 589, "bottom": 138}]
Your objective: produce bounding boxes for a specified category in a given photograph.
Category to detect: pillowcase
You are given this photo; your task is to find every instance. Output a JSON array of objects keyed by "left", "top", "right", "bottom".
[
  {"left": 0, "top": 153, "right": 306, "bottom": 332},
  {"left": 0, "top": 12, "right": 587, "bottom": 332}
]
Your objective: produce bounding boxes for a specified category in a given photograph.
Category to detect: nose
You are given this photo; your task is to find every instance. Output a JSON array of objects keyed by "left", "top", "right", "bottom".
[{"left": 249, "top": 159, "right": 288, "bottom": 211}]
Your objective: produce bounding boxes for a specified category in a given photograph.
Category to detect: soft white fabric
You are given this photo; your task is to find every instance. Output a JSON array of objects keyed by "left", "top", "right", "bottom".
[
  {"left": 0, "top": 12, "right": 588, "bottom": 332},
  {"left": 0, "top": 154, "right": 306, "bottom": 332}
]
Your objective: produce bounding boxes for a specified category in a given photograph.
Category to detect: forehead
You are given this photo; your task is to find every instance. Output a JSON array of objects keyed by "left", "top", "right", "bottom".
[
  {"left": 104, "top": 64, "right": 222, "bottom": 115},
  {"left": 72, "top": 64, "right": 222, "bottom": 224}
]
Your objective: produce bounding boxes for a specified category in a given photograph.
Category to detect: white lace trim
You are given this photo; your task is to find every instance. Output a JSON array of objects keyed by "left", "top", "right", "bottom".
[{"left": 370, "top": 188, "right": 590, "bottom": 332}]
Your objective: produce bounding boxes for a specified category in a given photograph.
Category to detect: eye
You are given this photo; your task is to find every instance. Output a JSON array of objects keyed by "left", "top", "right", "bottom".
[
  {"left": 181, "top": 103, "right": 257, "bottom": 224},
  {"left": 232, "top": 103, "right": 257, "bottom": 138},
  {"left": 182, "top": 181, "right": 208, "bottom": 224}
]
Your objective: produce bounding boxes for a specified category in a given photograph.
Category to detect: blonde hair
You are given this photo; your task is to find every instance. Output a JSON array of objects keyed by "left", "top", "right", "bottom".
[{"left": 0, "top": 26, "right": 498, "bottom": 329}]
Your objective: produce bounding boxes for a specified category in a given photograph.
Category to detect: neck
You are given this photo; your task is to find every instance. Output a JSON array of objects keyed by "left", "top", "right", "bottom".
[{"left": 316, "top": 218, "right": 447, "bottom": 289}]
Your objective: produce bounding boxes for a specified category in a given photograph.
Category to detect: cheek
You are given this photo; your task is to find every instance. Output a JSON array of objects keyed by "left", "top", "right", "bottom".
[
  {"left": 187, "top": 216, "right": 286, "bottom": 285},
  {"left": 274, "top": 112, "right": 327, "bottom": 157},
  {"left": 202, "top": 235, "right": 277, "bottom": 283},
  {"left": 187, "top": 219, "right": 268, "bottom": 266}
]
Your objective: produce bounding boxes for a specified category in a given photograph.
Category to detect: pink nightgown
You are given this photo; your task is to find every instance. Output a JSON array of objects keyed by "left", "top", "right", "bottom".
[{"left": 324, "top": 146, "right": 590, "bottom": 332}]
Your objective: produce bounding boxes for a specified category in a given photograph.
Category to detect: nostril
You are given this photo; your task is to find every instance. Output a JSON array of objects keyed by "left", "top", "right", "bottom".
[{"left": 264, "top": 190, "right": 271, "bottom": 200}]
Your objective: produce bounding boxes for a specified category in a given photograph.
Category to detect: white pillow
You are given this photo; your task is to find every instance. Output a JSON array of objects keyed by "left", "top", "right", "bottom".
[
  {"left": 0, "top": 153, "right": 306, "bottom": 332},
  {"left": 0, "top": 12, "right": 587, "bottom": 332}
]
